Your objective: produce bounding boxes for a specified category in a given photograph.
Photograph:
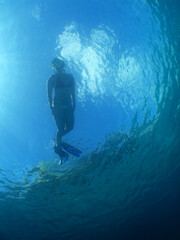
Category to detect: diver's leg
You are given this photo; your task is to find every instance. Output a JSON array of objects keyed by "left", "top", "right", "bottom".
[
  {"left": 53, "top": 107, "right": 65, "bottom": 152},
  {"left": 53, "top": 108, "right": 68, "bottom": 162},
  {"left": 63, "top": 106, "right": 74, "bottom": 136}
]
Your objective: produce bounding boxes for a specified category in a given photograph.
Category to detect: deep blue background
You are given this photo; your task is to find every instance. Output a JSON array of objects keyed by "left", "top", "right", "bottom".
[{"left": 0, "top": 0, "right": 179, "bottom": 239}]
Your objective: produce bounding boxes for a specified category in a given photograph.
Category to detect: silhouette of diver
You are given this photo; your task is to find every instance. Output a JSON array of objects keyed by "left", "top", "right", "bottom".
[{"left": 47, "top": 58, "right": 76, "bottom": 162}]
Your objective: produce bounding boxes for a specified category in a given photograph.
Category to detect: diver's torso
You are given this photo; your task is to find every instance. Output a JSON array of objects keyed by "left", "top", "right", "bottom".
[{"left": 53, "top": 72, "right": 73, "bottom": 107}]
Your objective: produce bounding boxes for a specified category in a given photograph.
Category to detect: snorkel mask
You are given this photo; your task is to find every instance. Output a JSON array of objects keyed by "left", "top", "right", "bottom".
[{"left": 51, "top": 58, "right": 65, "bottom": 71}]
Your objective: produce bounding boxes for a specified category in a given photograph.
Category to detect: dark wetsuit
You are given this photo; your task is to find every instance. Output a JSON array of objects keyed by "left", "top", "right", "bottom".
[{"left": 47, "top": 71, "right": 75, "bottom": 152}]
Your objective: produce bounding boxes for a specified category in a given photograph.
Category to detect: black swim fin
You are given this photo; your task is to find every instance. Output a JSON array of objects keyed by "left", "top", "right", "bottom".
[
  {"left": 54, "top": 146, "right": 68, "bottom": 163},
  {"left": 61, "top": 142, "right": 82, "bottom": 157}
]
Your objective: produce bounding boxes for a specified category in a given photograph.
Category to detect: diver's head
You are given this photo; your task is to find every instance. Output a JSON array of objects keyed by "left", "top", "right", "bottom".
[{"left": 51, "top": 58, "right": 65, "bottom": 72}]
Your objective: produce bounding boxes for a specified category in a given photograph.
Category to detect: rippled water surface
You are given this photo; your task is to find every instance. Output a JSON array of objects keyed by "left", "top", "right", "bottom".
[{"left": 0, "top": 0, "right": 179, "bottom": 239}]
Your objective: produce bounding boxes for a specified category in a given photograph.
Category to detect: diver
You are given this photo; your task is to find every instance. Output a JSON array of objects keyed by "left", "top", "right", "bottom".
[{"left": 47, "top": 58, "right": 76, "bottom": 162}]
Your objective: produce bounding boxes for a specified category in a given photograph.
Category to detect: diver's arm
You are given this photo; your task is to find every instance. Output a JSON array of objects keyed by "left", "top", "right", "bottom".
[
  {"left": 71, "top": 76, "right": 76, "bottom": 111},
  {"left": 47, "top": 75, "right": 55, "bottom": 110}
]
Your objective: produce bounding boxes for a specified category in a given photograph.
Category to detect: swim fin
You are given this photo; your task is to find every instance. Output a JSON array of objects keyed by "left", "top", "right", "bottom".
[
  {"left": 54, "top": 146, "right": 68, "bottom": 163},
  {"left": 61, "top": 142, "right": 82, "bottom": 157}
]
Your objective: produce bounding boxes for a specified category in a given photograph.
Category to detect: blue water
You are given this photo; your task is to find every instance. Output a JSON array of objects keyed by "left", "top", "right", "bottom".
[{"left": 0, "top": 0, "right": 179, "bottom": 239}]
